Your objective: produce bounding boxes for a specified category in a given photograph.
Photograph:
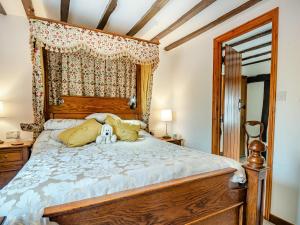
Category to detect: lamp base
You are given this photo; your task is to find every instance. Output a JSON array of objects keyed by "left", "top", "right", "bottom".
[{"left": 162, "top": 135, "right": 171, "bottom": 139}]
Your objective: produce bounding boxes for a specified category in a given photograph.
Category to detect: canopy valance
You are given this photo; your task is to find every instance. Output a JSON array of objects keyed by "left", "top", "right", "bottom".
[
  {"left": 22, "top": 19, "right": 158, "bottom": 139},
  {"left": 29, "top": 19, "right": 159, "bottom": 68}
]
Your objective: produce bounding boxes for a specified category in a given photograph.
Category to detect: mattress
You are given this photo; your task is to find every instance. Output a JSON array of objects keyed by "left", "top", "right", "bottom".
[{"left": 0, "top": 130, "right": 245, "bottom": 225}]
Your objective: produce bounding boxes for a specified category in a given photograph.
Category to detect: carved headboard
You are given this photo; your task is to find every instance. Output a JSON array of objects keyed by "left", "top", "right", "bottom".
[{"left": 45, "top": 64, "right": 142, "bottom": 121}]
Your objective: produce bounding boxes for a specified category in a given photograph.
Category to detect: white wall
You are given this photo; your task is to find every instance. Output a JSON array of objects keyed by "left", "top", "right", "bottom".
[
  {"left": 247, "top": 82, "right": 264, "bottom": 120},
  {"left": 0, "top": 15, "right": 33, "bottom": 140},
  {"left": 150, "top": 0, "right": 300, "bottom": 223}
]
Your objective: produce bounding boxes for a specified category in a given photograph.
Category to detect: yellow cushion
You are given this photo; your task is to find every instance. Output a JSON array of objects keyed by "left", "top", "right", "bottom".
[
  {"left": 105, "top": 115, "right": 140, "bottom": 141},
  {"left": 58, "top": 119, "right": 102, "bottom": 147}
]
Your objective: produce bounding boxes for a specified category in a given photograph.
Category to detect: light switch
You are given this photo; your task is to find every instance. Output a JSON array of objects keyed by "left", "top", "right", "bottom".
[{"left": 277, "top": 91, "right": 287, "bottom": 102}]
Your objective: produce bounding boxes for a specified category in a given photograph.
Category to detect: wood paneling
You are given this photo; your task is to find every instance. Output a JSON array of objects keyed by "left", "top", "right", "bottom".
[
  {"left": 60, "top": 0, "right": 70, "bottom": 22},
  {"left": 223, "top": 46, "right": 242, "bottom": 161},
  {"left": 151, "top": 0, "right": 216, "bottom": 41},
  {"left": 29, "top": 16, "right": 159, "bottom": 45},
  {"left": 0, "top": 2, "right": 7, "bottom": 15},
  {"left": 212, "top": 8, "right": 279, "bottom": 219},
  {"left": 21, "top": 0, "right": 35, "bottom": 17},
  {"left": 126, "top": 0, "right": 170, "bottom": 36},
  {"left": 44, "top": 168, "right": 246, "bottom": 225},
  {"left": 97, "top": 0, "right": 117, "bottom": 30},
  {"left": 165, "top": 0, "right": 262, "bottom": 51},
  {"left": 242, "top": 58, "right": 271, "bottom": 66}
]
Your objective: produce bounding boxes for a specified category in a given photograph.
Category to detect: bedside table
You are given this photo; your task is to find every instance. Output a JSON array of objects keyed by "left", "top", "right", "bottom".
[
  {"left": 159, "top": 137, "right": 183, "bottom": 146},
  {"left": 0, "top": 140, "right": 33, "bottom": 189}
]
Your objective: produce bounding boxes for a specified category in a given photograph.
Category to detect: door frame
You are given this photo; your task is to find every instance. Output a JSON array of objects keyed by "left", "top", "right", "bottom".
[{"left": 211, "top": 8, "right": 278, "bottom": 219}]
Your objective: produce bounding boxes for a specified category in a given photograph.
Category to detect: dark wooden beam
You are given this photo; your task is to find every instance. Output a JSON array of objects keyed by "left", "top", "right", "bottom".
[
  {"left": 127, "top": 0, "right": 170, "bottom": 36},
  {"left": 222, "top": 29, "right": 272, "bottom": 50},
  {"left": 60, "top": 0, "right": 70, "bottom": 22},
  {"left": 151, "top": 0, "right": 216, "bottom": 41},
  {"left": 165, "top": 0, "right": 262, "bottom": 51},
  {"left": 21, "top": 0, "right": 35, "bottom": 17},
  {"left": 242, "top": 58, "right": 271, "bottom": 66},
  {"left": 242, "top": 51, "right": 271, "bottom": 61},
  {"left": 97, "top": 0, "right": 117, "bottom": 30},
  {"left": 240, "top": 41, "right": 271, "bottom": 53},
  {"left": 247, "top": 74, "right": 270, "bottom": 83},
  {"left": 0, "top": 2, "right": 7, "bottom": 15}
]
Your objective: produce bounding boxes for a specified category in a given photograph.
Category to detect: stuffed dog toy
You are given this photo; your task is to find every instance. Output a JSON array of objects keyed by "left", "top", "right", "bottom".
[{"left": 96, "top": 124, "right": 117, "bottom": 144}]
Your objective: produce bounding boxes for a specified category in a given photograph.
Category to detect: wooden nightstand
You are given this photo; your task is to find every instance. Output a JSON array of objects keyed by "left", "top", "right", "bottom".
[
  {"left": 0, "top": 140, "right": 33, "bottom": 189},
  {"left": 159, "top": 137, "right": 183, "bottom": 146}
]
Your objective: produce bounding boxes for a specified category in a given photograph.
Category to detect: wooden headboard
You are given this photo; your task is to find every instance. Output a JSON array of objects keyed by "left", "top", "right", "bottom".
[{"left": 44, "top": 62, "right": 142, "bottom": 121}]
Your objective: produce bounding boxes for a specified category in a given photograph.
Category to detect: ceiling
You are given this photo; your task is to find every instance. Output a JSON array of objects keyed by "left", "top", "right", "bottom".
[
  {"left": 223, "top": 23, "right": 272, "bottom": 67},
  {"left": 0, "top": 0, "right": 270, "bottom": 65},
  {"left": 0, "top": 0, "right": 253, "bottom": 44}
]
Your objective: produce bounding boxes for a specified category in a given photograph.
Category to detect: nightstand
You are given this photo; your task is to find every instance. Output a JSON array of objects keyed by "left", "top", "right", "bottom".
[
  {"left": 159, "top": 137, "right": 183, "bottom": 146},
  {"left": 0, "top": 140, "right": 33, "bottom": 189}
]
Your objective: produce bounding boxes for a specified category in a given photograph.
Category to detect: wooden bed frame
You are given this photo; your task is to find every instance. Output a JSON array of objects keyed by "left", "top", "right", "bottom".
[
  {"left": 40, "top": 46, "right": 267, "bottom": 224},
  {"left": 43, "top": 98, "right": 267, "bottom": 224}
]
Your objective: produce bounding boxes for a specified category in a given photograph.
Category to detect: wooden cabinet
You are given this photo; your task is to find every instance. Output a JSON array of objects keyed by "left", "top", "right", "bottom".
[
  {"left": 159, "top": 137, "right": 183, "bottom": 146},
  {"left": 0, "top": 141, "right": 33, "bottom": 189}
]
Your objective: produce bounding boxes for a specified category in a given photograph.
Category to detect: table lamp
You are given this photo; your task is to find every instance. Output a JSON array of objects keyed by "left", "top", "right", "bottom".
[
  {"left": 160, "top": 109, "right": 172, "bottom": 139},
  {"left": 0, "top": 101, "right": 4, "bottom": 144}
]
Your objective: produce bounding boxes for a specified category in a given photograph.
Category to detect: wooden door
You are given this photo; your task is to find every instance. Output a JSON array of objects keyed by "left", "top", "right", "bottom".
[
  {"left": 240, "top": 76, "right": 247, "bottom": 158},
  {"left": 223, "top": 45, "right": 242, "bottom": 161}
]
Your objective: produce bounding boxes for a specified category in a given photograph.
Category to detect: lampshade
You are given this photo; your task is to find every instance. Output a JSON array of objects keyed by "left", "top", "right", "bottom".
[
  {"left": 0, "top": 101, "right": 4, "bottom": 117},
  {"left": 160, "top": 109, "right": 172, "bottom": 122}
]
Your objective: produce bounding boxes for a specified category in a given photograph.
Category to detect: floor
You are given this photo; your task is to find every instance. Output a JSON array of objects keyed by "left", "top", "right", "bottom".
[{"left": 264, "top": 219, "right": 275, "bottom": 225}]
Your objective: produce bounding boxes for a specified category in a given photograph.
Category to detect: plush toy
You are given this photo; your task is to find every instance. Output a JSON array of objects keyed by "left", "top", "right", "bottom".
[{"left": 96, "top": 124, "right": 117, "bottom": 144}]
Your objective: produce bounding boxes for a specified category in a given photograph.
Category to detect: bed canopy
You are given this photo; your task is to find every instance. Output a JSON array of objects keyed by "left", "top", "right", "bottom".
[{"left": 21, "top": 18, "right": 160, "bottom": 138}]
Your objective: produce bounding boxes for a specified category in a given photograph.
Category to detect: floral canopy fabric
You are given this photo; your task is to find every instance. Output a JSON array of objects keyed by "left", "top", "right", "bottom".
[{"left": 21, "top": 19, "right": 159, "bottom": 139}]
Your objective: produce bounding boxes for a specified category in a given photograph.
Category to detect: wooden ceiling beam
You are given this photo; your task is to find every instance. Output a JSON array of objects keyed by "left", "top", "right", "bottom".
[
  {"left": 0, "top": 2, "right": 7, "bottom": 15},
  {"left": 242, "top": 58, "right": 271, "bottom": 66},
  {"left": 164, "top": 0, "right": 262, "bottom": 51},
  {"left": 97, "top": 0, "right": 118, "bottom": 30},
  {"left": 240, "top": 41, "right": 271, "bottom": 53},
  {"left": 21, "top": 0, "right": 35, "bottom": 17},
  {"left": 222, "top": 29, "right": 272, "bottom": 50},
  {"left": 61, "top": 0, "right": 70, "bottom": 22},
  {"left": 151, "top": 0, "right": 216, "bottom": 41},
  {"left": 127, "top": 0, "right": 170, "bottom": 36},
  {"left": 242, "top": 51, "right": 271, "bottom": 61}
]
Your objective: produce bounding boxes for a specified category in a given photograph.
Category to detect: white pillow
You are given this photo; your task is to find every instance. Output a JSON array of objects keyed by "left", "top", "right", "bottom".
[
  {"left": 85, "top": 113, "right": 121, "bottom": 123},
  {"left": 44, "top": 119, "right": 85, "bottom": 130},
  {"left": 122, "top": 120, "right": 147, "bottom": 129}
]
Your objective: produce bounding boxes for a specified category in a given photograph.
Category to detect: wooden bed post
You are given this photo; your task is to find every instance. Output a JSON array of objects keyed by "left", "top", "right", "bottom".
[{"left": 243, "top": 140, "right": 268, "bottom": 225}]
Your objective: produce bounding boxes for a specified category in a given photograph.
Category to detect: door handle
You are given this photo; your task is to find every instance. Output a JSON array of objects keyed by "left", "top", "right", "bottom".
[{"left": 238, "top": 99, "right": 245, "bottom": 111}]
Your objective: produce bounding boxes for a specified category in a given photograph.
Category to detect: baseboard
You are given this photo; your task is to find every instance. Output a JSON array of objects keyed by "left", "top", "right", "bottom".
[{"left": 269, "top": 214, "right": 294, "bottom": 225}]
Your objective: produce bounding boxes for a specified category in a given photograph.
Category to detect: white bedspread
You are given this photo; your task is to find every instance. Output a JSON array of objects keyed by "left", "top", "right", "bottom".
[{"left": 0, "top": 130, "right": 245, "bottom": 225}]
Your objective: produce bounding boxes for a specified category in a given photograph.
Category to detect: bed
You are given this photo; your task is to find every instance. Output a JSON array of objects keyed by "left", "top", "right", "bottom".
[
  {"left": 0, "top": 127, "right": 246, "bottom": 225},
  {"left": 0, "top": 97, "right": 267, "bottom": 225}
]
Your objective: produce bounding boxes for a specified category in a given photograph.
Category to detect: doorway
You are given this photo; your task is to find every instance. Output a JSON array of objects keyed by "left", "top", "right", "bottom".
[{"left": 211, "top": 8, "right": 278, "bottom": 219}]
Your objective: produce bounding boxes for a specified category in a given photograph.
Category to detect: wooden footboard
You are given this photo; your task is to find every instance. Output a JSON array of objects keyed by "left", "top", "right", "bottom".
[
  {"left": 44, "top": 168, "right": 246, "bottom": 225},
  {"left": 43, "top": 140, "right": 267, "bottom": 225}
]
